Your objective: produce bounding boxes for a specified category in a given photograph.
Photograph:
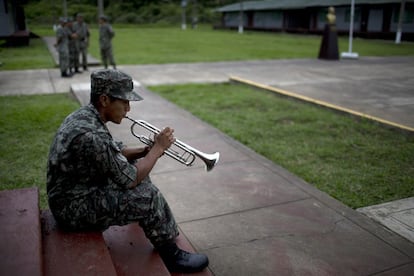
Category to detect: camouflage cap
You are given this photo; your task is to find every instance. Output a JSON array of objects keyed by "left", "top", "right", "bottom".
[{"left": 91, "top": 69, "right": 143, "bottom": 101}]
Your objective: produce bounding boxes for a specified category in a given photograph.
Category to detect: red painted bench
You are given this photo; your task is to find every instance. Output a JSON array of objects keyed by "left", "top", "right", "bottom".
[
  {"left": 0, "top": 187, "right": 212, "bottom": 275},
  {"left": 0, "top": 188, "right": 42, "bottom": 276},
  {"left": 41, "top": 210, "right": 118, "bottom": 276}
]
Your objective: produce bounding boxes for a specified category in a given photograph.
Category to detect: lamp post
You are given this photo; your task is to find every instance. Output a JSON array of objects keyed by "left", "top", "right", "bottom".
[
  {"left": 62, "top": 0, "right": 67, "bottom": 17},
  {"left": 341, "top": 0, "right": 359, "bottom": 59},
  {"left": 192, "top": 0, "right": 198, "bottom": 29},
  {"left": 238, "top": 2, "right": 244, "bottom": 34},
  {"left": 181, "top": 0, "right": 187, "bottom": 30},
  {"left": 395, "top": 0, "right": 406, "bottom": 44},
  {"left": 97, "top": 0, "right": 104, "bottom": 18}
]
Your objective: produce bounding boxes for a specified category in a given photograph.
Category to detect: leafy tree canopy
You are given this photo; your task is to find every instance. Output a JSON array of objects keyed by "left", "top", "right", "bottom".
[{"left": 23, "top": 0, "right": 238, "bottom": 24}]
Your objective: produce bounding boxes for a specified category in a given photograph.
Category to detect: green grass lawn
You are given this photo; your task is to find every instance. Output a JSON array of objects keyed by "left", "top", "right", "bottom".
[
  {"left": 0, "top": 38, "right": 55, "bottom": 70},
  {"left": 1, "top": 24, "right": 414, "bottom": 70},
  {"left": 0, "top": 94, "right": 80, "bottom": 207},
  {"left": 70, "top": 25, "right": 414, "bottom": 63},
  {"left": 149, "top": 83, "right": 414, "bottom": 209}
]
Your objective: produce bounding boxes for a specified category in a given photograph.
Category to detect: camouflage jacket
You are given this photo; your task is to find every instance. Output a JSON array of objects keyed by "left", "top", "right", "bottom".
[
  {"left": 47, "top": 104, "right": 137, "bottom": 207},
  {"left": 56, "top": 25, "right": 69, "bottom": 53},
  {"left": 73, "top": 21, "right": 89, "bottom": 48},
  {"left": 99, "top": 23, "right": 114, "bottom": 49}
]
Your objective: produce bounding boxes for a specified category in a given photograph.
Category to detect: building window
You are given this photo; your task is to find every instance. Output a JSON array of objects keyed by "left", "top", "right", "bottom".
[
  {"left": 318, "top": 9, "right": 326, "bottom": 22},
  {"left": 345, "top": 8, "right": 361, "bottom": 23},
  {"left": 393, "top": 6, "right": 414, "bottom": 23}
]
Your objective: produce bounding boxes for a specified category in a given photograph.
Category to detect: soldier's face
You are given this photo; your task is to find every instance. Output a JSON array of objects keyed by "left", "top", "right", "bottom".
[{"left": 102, "top": 95, "right": 130, "bottom": 124}]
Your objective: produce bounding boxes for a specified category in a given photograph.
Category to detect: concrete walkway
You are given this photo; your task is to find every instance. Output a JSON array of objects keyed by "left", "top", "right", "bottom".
[{"left": 1, "top": 57, "right": 414, "bottom": 275}]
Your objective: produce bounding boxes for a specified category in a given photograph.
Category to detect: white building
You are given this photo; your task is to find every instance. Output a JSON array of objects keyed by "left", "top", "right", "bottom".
[{"left": 216, "top": 0, "right": 414, "bottom": 40}]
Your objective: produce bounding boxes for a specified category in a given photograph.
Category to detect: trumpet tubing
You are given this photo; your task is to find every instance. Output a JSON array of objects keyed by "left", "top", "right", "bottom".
[{"left": 125, "top": 116, "right": 220, "bottom": 172}]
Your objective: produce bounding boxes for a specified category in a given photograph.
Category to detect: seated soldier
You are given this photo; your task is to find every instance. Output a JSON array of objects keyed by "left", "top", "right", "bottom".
[{"left": 46, "top": 69, "right": 209, "bottom": 273}]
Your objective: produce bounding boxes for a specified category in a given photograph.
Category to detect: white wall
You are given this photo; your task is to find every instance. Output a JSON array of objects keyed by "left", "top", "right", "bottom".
[
  {"left": 368, "top": 9, "right": 384, "bottom": 31},
  {"left": 224, "top": 12, "right": 247, "bottom": 27},
  {"left": 253, "top": 11, "right": 283, "bottom": 28}
]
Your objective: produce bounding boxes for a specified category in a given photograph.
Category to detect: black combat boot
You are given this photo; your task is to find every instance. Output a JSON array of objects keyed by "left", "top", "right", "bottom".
[
  {"left": 61, "top": 71, "right": 72, "bottom": 78},
  {"left": 157, "top": 243, "right": 209, "bottom": 273}
]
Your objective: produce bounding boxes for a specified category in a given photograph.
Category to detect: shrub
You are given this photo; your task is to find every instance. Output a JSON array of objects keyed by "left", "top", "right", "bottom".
[
  {"left": 114, "top": 13, "right": 141, "bottom": 24},
  {"left": 24, "top": 0, "right": 217, "bottom": 25}
]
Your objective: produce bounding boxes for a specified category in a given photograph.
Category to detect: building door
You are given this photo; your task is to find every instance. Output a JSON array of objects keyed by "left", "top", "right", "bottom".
[
  {"left": 382, "top": 5, "right": 392, "bottom": 32},
  {"left": 361, "top": 6, "right": 369, "bottom": 32},
  {"left": 286, "top": 9, "right": 311, "bottom": 31}
]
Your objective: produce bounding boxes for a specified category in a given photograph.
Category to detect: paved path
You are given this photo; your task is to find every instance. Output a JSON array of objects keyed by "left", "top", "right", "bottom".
[
  {"left": 2, "top": 57, "right": 413, "bottom": 129},
  {"left": 1, "top": 57, "right": 414, "bottom": 275}
]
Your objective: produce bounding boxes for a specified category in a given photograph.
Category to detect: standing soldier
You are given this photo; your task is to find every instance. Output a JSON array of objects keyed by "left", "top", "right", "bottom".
[
  {"left": 67, "top": 17, "right": 80, "bottom": 74},
  {"left": 99, "top": 15, "right": 116, "bottom": 69},
  {"left": 55, "top": 17, "right": 71, "bottom": 78},
  {"left": 73, "top": 13, "right": 90, "bottom": 71}
]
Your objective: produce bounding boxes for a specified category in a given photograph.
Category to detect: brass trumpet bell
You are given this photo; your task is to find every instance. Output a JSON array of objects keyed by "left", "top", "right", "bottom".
[{"left": 125, "top": 116, "right": 220, "bottom": 172}]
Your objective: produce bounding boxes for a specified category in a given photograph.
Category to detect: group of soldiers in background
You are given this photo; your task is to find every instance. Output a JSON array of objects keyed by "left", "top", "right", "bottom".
[
  {"left": 55, "top": 13, "right": 90, "bottom": 78},
  {"left": 55, "top": 14, "right": 116, "bottom": 78}
]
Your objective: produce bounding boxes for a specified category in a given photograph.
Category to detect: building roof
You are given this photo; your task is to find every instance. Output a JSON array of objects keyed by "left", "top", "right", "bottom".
[{"left": 217, "top": 0, "right": 413, "bottom": 12}]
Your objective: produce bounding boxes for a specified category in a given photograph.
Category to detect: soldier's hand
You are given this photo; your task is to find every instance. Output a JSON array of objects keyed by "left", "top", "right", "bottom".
[{"left": 154, "top": 127, "right": 175, "bottom": 151}]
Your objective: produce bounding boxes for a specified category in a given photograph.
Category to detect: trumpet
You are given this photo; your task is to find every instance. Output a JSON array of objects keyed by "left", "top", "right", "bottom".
[{"left": 124, "top": 116, "right": 220, "bottom": 172}]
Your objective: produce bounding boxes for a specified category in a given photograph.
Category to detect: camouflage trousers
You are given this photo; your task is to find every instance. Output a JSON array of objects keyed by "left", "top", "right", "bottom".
[
  {"left": 79, "top": 46, "right": 88, "bottom": 69},
  {"left": 58, "top": 50, "right": 69, "bottom": 74},
  {"left": 50, "top": 177, "right": 179, "bottom": 247},
  {"left": 100, "top": 46, "right": 116, "bottom": 69},
  {"left": 69, "top": 46, "right": 79, "bottom": 71}
]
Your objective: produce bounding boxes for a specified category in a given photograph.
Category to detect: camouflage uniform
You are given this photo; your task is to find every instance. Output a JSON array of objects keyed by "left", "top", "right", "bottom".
[
  {"left": 99, "top": 16, "right": 116, "bottom": 69},
  {"left": 56, "top": 19, "right": 70, "bottom": 76},
  {"left": 67, "top": 19, "right": 78, "bottom": 73},
  {"left": 47, "top": 70, "right": 178, "bottom": 247},
  {"left": 73, "top": 14, "right": 89, "bottom": 70}
]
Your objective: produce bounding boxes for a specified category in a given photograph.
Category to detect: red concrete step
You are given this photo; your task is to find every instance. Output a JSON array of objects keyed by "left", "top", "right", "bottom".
[
  {"left": 103, "top": 224, "right": 170, "bottom": 275},
  {"left": 0, "top": 187, "right": 211, "bottom": 275},
  {"left": 0, "top": 187, "right": 43, "bottom": 276},
  {"left": 103, "top": 224, "right": 213, "bottom": 276},
  {"left": 41, "top": 210, "right": 117, "bottom": 276}
]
